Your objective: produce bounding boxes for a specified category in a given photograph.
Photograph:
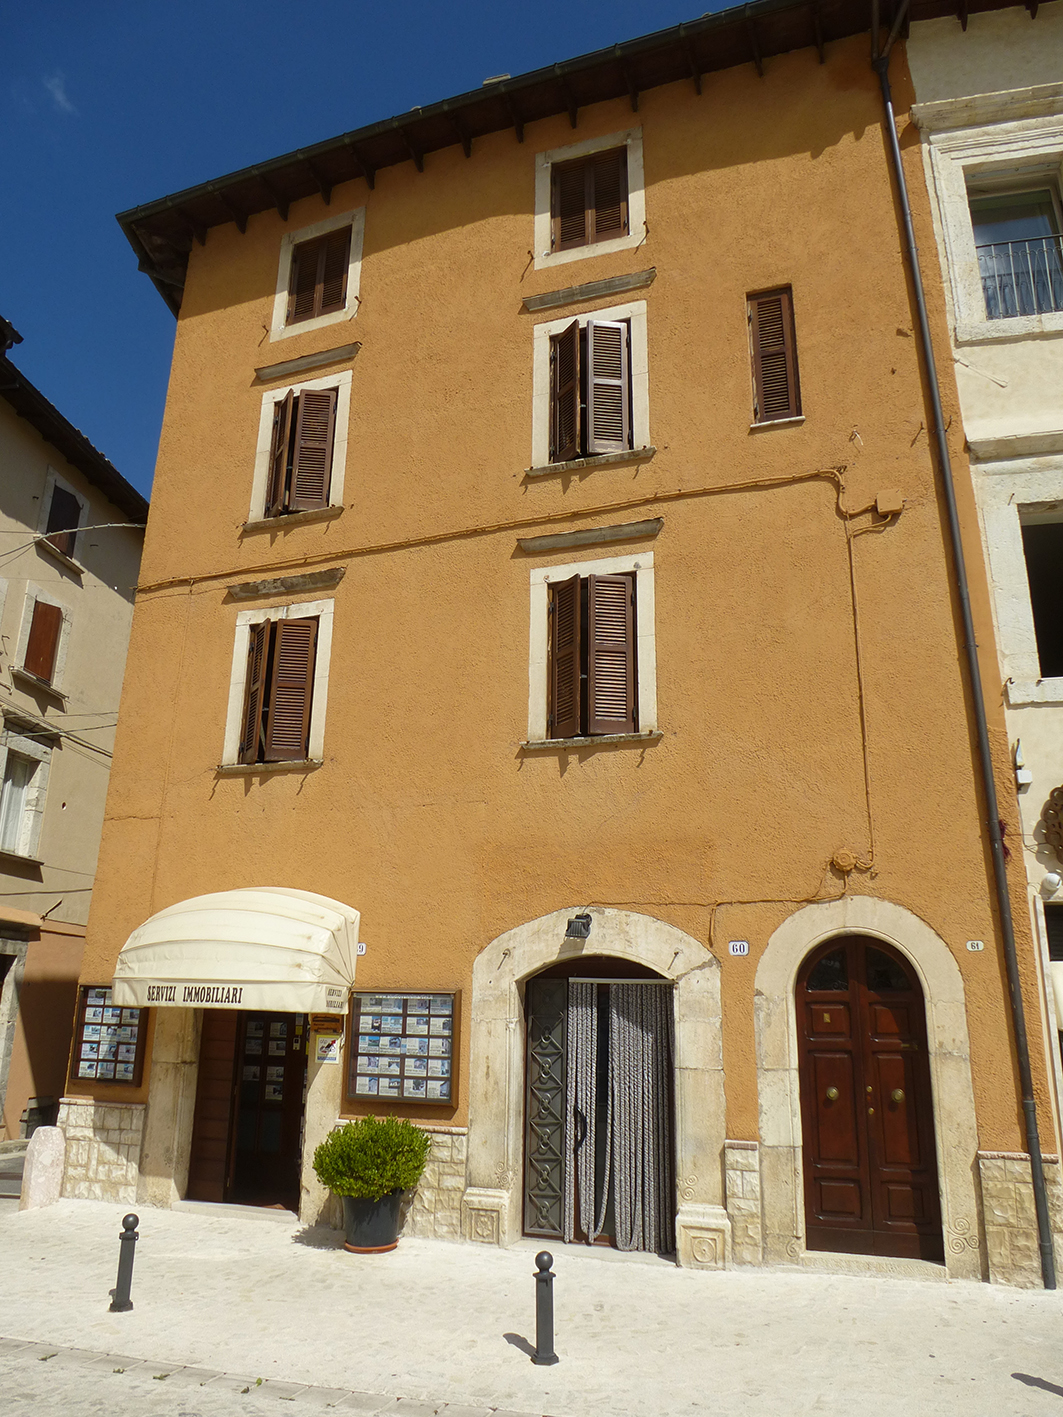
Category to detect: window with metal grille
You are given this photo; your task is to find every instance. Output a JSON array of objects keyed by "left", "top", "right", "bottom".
[
  {"left": 549, "top": 318, "right": 632, "bottom": 463},
  {"left": 239, "top": 617, "right": 319, "bottom": 764},
  {"left": 1020, "top": 517, "right": 1063, "bottom": 678},
  {"left": 748, "top": 287, "right": 801, "bottom": 423},
  {"left": 548, "top": 573, "right": 635, "bottom": 739},
  {"left": 550, "top": 148, "right": 629, "bottom": 253},
  {"left": 265, "top": 387, "right": 338, "bottom": 516},
  {"left": 969, "top": 187, "right": 1063, "bottom": 321},
  {"left": 285, "top": 227, "right": 352, "bottom": 326}
]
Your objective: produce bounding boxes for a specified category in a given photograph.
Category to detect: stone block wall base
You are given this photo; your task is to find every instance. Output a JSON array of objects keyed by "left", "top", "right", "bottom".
[
  {"left": 724, "top": 1139, "right": 763, "bottom": 1265},
  {"left": 57, "top": 1098, "right": 145, "bottom": 1205},
  {"left": 676, "top": 1203, "right": 731, "bottom": 1269},
  {"left": 977, "top": 1151, "right": 1062, "bottom": 1289},
  {"left": 401, "top": 1127, "right": 467, "bottom": 1241},
  {"left": 461, "top": 1186, "right": 510, "bottom": 1244},
  {"left": 18, "top": 1126, "right": 65, "bottom": 1210}
]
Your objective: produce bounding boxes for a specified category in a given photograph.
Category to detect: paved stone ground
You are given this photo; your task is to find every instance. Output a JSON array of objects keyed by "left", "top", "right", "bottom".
[{"left": 3, "top": 1200, "right": 1063, "bottom": 1416}]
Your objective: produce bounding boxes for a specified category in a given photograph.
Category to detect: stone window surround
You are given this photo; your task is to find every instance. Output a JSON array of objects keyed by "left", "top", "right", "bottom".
[
  {"left": 0, "top": 937, "right": 29, "bottom": 1136},
  {"left": 922, "top": 113, "right": 1063, "bottom": 345},
  {"left": 461, "top": 905, "right": 729, "bottom": 1268},
  {"left": 526, "top": 550, "right": 657, "bottom": 745},
  {"left": 36, "top": 467, "right": 89, "bottom": 564},
  {"left": 533, "top": 127, "right": 647, "bottom": 272},
  {"left": 530, "top": 299, "right": 649, "bottom": 470},
  {"left": 754, "top": 894, "right": 983, "bottom": 1281},
  {"left": 0, "top": 727, "right": 52, "bottom": 860},
  {"left": 269, "top": 207, "right": 366, "bottom": 343},
  {"left": 220, "top": 598, "right": 335, "bottom": 766},
  {"left": 248, "top": 369, "right": 353, "bottom": 524},
  {"left": 13, "top": 581, "right": 72, "bottom": 696}
]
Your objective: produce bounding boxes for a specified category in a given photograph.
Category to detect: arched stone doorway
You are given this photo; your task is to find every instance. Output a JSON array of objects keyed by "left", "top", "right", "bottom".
[
  {"left": 461, "top": 907, "right": 728, "bottom": 1266},
  {"left": 797, "top": 935, "right": 943, "bottom": 1260}
]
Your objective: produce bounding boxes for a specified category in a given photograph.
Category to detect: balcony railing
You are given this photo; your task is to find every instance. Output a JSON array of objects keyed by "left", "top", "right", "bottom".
[{"left": 977, "top": 234, "right": 1063, "bottom": 320}]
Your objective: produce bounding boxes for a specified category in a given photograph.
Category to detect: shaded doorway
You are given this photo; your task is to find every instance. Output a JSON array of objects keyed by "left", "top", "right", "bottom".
[
  {"left": 187, "top": 1010, "right": 308, "bottom": 1211},
  {"left": 523, "top": 956, "right": 675, "bottom": 1253},
  {"left": 797, "top": 935, "right": 943, "bottom": 1260}
]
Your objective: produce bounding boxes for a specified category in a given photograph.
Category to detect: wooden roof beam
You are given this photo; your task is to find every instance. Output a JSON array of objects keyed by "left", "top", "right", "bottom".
[
  {"left": 678, "top": 26, "right": 703, "bottom": 94},
  {"left": 555, "top": 67, "right": 579, "bottom": 128},
  {"left": 956, "top": 0, "right": 969, "bottom": 28},
  {"left": 344, "top": 140, "right": 376, "bottom": 190},
  {"left": 398, "top": 127, "right": 425, "bottom": 173},
  {"left": 213, "top": 189, "right": 248, "bottom": 234},
  {"left": 256, "top": 174, "right": 290, "bottom": 223},
  {"left": 176, "top": 205, "right": 208, "bottom": 246},
  {"left": 616, "top": 51, "right": 640, "bottom": 111},
  {"left": 746, "top": 18, "right": 764, "bottom": 76},
  {"left": 503, "top": 90, "right": 525, "bottom": 142},
  {"left": 812, "top": 5, "right": 826, "bottom": 62},
  {"left": 449, "top": 111, "right": 472, "bottom": 158},
  {"left": 304, "top": 156, "right": 333, "bottom": 205}
]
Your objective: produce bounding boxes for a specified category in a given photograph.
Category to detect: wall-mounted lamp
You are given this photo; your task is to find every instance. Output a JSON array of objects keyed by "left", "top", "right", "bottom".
[
  {"left": 565, "top": 914, "right": 592, "bottom": 939},
  {"left": 1042, "top": 873, "right": 1062, "bottom": 898}
]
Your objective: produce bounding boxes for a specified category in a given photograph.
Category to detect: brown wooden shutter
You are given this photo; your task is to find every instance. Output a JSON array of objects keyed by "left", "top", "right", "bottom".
[
  {"left": 239, "top": 622, "right": 268, "bottom": 764},
  {"left": 263, "top": 617, "right": 318, "bottom": 762},
  {"left": 550, "top": 319, "right": 581, "bottom": 463},
  {"left": 289, "top": 388, "right": 337, "bottom": 510},
  {"left": 592, "top": 148, "right": 628, "bottom": 240},
  {"left": 24, "top": 600, "right": 63, "bottom": 684},
  {"left": 587, "top": 574, "right": 635, "bottom": 736},
  {"left": 586, "top": 321, "right": 630, "bottom": 454},
  {"left": 319, "top": 228, "right": 351, "bottom": 313},
  {"left": 749, "top": 288, "right": 800, "bottom": 422},
  {"left": 552, "top": 160, "right": 589, "bottom": 251},
  {"left": 549, "top": 575, "right": 581, "bottom": 740},
  {"left": 44, "top": 485, "right": 82, "bottom": 558},
  {"left": 287, "top": 237, "right": 321, "bottom": 324},
  {"left": 266, "top": 390, "right": 295, "bottom": 516}
]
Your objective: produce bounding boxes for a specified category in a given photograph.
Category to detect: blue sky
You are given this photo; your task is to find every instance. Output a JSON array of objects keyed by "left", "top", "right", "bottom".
[{"left": 3, "top": 2, "right": 718, "bottom": 499}]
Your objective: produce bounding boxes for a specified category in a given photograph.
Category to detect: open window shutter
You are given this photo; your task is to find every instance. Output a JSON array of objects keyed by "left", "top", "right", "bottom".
[
  {"left": 592, "top": 148, "right": 628, "bottom": 241},
  {"left": 287, "top": 236, "right": 322, "bottom": 323},
  {"left": 45, "top": 485, "right": 82, "bottom": 559},
  {"left": 263, "top": 618, "right": 318, "bottom": 762},
  {"left": 553, "top": 160, "right": 589, "bottom": 251},
  {"left": 749, "top": 289, "right": 800, "bottom": 422},
  {"left": 587, "top": 574, "right": 635, "bottom": 735},
  {"left": 24, "top": 600, "right": 63, "bottom": 684},
  {"left": 319, "top": 228, "right": 351, "bottom": 313},
  {"left": 550, "top": 319, "right": 581, "bottom": 463},
  {"left": 266, "top": 390, "right": 295, "bottom": 515},
  {"left": 239, "top": 622, "right": 268, "bottom": 765},
  {"left": 289, "top": 388, "right": 337, "bottom": 510},
  {"left": 549, "top": 574, "right": 582, "bottom": 740},
  {"left": 586, "top": 321, "right": 630, "bottom": 454}
]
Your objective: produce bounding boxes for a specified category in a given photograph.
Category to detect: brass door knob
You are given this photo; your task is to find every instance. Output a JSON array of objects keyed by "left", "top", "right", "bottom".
[
  {"left": 868, "top": 1107, "right": 875, "bottom": 1115},
  {"left": 825, "top": 1086, "right": 839, "bottom": 1101},
  {"left": 891, "top": 1088, "right": 905, "bottom": 1103}
]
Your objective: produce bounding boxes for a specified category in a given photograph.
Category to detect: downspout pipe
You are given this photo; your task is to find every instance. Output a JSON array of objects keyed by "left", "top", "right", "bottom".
[{"left": 872, "top": 28, "right": 1056, "bottom": 1289}]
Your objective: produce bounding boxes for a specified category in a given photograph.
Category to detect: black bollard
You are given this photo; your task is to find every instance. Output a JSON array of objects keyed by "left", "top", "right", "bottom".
[
  {"left": 531, "top": 1251, "right": 559, "bottom": 1365},
  {"left": 108, "top": 1213, "right": 139, "bottom": 1313}
]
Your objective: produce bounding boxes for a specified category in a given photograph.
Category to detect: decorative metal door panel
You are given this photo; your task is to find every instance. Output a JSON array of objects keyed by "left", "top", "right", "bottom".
[{"left": 523, "top": 978, "right": 568, "bottom": 1236}]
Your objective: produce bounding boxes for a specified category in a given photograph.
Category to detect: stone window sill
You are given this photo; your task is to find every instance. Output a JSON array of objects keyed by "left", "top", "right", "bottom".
[
  {"left": 956, "top": 312, "right": 1063, "bottom": 346},
  {"left": 525, "top": 447, "right": 656, "bottom": 479},
  {"left": 241, "top": 506, "right": 344, "bottom": 534},
  {"left": 0, "top": 847, "right": 43, "bottom": 866},
  {"left": 10, "top": 668, "right": 67, "bottom": 705},
  {"left": 749, "top": 416, "right": 805, "bottom": 432},
  {"left": 521, "top": 730, "right": 662, "bottom": 751},
  {"left": 216, "top": 759, "right": 323, "bottom": 775},
  {"left": 1006, "top": 678, "right": 1063, "bottom": 707},
  {"left": 36, "top": 539, "right": 86, "bottom": 575}
]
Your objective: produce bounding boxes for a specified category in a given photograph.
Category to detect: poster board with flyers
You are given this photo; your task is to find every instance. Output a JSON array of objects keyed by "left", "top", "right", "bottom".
[
  {"left": 346, "top": 991, "right": 457, "bottom": 1106},
  {"left": 71, "top": 986, "right": 147, "bottom": 1086}
]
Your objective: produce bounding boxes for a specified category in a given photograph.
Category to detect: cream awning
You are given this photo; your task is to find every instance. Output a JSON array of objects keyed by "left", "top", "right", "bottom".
[
  {"left": 112, "top": 888, "right": 360, "bottom": 1012},
  {"left": 1052, "top": 962, "right": 1063, "bottom": 1031}
]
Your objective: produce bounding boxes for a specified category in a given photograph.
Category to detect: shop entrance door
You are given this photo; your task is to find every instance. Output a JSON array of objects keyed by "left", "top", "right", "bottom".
[
  {"left": 523, "top": 964, "right": 675, "bottom": 1253},
  {"left": 187, "top": 1011, "right": 308, "bottom": 1211},
  {"left": 797, "top": 936, "right": 943, "bottom": 1260}
]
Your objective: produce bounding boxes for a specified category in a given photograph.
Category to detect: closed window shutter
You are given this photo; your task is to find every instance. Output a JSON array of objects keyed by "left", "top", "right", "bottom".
[
  {"left": 287, "top": 238, "right": 322, "bottom": 324},
  {"left": 24, "top": 600, "right": 63, "bottom": 684},
  {"left": 586, "top": 321, "right": 630, "bottom": 454},
  {"left": 550, "top": 319, "right": 581, "bottom": 462},
  {"left": 263, "top": 618, "right": 318, "bottom": 762},
  {"left": 587, "top": 574, "right": 635, "bottom": 735},
  {"left": 549, "top": 575, "right": 582, "bottom": 739},
  {"left": 45, "top": 485, "right": 82, "bottom": 558},
  {"left": 266, "top": 390, "right": 295, "bottom": 515},
  {"left": 319, "top": 229, "right": 351, "bottom": 313},
  {"left": 289, "top": 388, "right": 337, "bottom": 510},
  {"left": 749, "top": 288, "right": 800, "bottom": 422},
  {"left": 592, "top": 148, "right": 628, "bottom": 240},
  {"left": 239, "top": 622, "right": 268, "bottom": 764},
  {"left": 552, "top": 161, "right": 589, "bottom": 251}
]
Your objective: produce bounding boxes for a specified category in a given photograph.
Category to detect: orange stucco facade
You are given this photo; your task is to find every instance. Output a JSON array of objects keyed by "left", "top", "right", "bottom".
[{"left": 65, "top": 29, "right": 1056, "bottom": 1281}]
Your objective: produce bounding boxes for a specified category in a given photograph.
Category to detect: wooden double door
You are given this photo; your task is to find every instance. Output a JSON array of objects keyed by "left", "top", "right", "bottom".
[
  {"left": 187, "top": 1011, "right": 308, "bottom": 1211},
  {"left": 797, "top": 936, "right": 943, "bottom": 1261}
]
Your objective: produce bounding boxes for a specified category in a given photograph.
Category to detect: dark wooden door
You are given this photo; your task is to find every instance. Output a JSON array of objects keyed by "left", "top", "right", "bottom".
[
  {"left": 229, "top": 1012, "right": 308, "bottom": 1211},
  {"left": 186, "top": 1011, "right": 240, "bottom": 1202},
  {"left": 797, "top": 936, "right": 943, "bottom": 1261}
]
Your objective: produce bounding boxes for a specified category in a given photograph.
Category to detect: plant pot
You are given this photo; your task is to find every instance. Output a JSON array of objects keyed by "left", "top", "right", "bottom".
[{"left": 341, "top": 1190, "right": 404, "bottom": 1253}]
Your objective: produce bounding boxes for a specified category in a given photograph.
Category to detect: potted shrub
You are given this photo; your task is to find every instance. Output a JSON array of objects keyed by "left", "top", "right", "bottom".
[{"left": 313, "top": 1116, "right": 432, "bottom": 1253}]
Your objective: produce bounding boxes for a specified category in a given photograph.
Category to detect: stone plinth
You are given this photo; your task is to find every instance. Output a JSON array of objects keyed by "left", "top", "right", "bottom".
[
  {"left": 402, "top": 1126, "right": 467, "bottom": 1240},
  {"left": 724, "top": 1140, "right": 763, "bottom": 1265},
  {"left": 57, "top": 1098, "right": 145, "bottom": 1204}
]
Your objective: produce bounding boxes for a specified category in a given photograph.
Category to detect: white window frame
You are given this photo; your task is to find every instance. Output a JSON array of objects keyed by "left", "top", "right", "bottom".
[
  {"left": 14, "top": 584, "right": 71, "bottom": 693},
  {"left": 533, "top": 128, "right": 646, "bottom": 272},
  {"left": 0, "top": 729, "right": 51, "bottom": 860},
  {"left": 527, "top": 551, "right": 656, "bottom": 743},
  {"left": 248, "top": 370, "right": 352, "bottom": 522},
  {"left": 269, "top": 207, "right": 366, "bottom": 343},
  {"left": 923, "top": 117, "right": 1063, "bottom": 344},
  {"left": 531, "top": 300, "right": 649, "bottom": 469},
  {"left": 36, "top": 468, "right": 88, "bottom": 565},
  {"left": 221, "top": 599, "right": 335, "bottom": 765}
]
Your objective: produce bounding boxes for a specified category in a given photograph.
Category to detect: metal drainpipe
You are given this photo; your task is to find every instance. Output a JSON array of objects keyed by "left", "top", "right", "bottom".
[{"left": 871, "top": 27, "right": 1056, "bottom": 1289}]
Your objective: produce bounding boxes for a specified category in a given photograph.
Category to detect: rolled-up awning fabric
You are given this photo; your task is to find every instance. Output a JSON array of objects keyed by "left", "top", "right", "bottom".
[{"left": 112, "top": 887, "right": 359, "bottom": 1012}]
